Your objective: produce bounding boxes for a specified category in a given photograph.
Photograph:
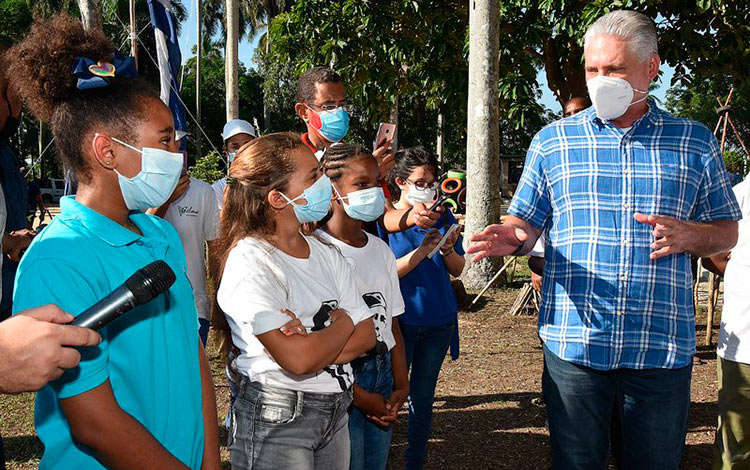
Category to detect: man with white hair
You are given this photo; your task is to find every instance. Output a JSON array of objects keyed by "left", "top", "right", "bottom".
[{"left": 468, "top": 10, "right": 741, "bottom": 469}]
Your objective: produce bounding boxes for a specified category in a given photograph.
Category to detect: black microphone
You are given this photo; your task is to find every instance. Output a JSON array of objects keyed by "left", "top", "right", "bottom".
[{"left": 70, "top": 260, "right": 177, "bottom": 331}]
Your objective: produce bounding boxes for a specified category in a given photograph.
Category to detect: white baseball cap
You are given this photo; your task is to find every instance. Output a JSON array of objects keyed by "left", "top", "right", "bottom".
[{"left": 222, "top": 119, "right": 257, "bottom": 142}]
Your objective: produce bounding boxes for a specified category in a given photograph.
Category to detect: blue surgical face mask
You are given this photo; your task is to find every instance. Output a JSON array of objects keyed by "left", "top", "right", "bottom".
[
  {"left": 280, "top": 174, "right": 333, "bottom": 224},
  {"left": 227, "top": 152, "right": 237, "bottom": 165},
  {"left": 309, "top": 106, "right": 350, "bottom": 143},
  {"left": 334, "top": 185, "right": 385, "bottom": 222},
  {"left": 108, "top": 136, "right": 183, "bottom": 211}
]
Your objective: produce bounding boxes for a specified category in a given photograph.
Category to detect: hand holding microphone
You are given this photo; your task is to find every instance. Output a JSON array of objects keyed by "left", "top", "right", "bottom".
[
  {"left": 0, "top": 261, "right": 175, "bottom": 394},
  {"left": 0, "top": 305, "right": 100, "bottom": 394}
]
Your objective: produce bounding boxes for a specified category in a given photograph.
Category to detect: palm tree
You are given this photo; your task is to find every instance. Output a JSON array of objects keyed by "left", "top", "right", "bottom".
[{"left": 201, "top": 0, "right": 288, "bottom": 126}]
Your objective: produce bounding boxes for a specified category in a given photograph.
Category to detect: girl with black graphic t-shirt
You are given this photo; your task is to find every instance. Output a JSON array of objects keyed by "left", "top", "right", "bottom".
[{"left": 215, "top": 132, "right": 375, "bottom": 470}]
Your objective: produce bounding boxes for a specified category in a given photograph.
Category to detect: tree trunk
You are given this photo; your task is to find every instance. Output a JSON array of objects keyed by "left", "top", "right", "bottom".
[
  {"left": 463, "top": 0, "right": 502, "bottom": 289},
  {"left": 225, "top": 0, "right": 240, "bottom": 121},
  {"left": 389, "top": 94, "right": 399, "bottom": 152},
  {"left": 78, "top": 0, "right": 102, "bottom": 31},
  {"left": 436, "top": 112, "right": 444, "bottom": 173},
  {"left": 542, "top": 35, "right": 587, "bottom": 108},
  {"left": 196, "top": 0, "right": 203, "bottom": 157},
  {"left": 263, "top": 33, "right": 271, "bottom": 133},
  {"left": 128, "top": 0, "right": 138, "bottom": 69}
]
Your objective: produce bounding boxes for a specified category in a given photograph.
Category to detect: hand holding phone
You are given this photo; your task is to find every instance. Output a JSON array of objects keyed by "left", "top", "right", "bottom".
[
  {"left": 374, "top": 123, "right": 396, "bottom": 152},
  {"left": 428, "top": 224, "right": 460, "bottom": 259},
  {"left": 427, "top": 194, "right": 449, "bottom": 213}
]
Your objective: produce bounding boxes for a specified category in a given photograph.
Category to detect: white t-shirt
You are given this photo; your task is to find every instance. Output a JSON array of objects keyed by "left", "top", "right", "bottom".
[
  {"left": 212, "top": 177, "right": 227, "bottom": 210},
  {"left": 317, "top": 230, "right": 405, "bottom": 352},
  {"left": 718, "top": 176, "right": 750, "bottom": 363},
  {"left": 527, "top": 233, "right": 546, "bottom": 258},
  {"left": 164, "top": 177, "right": 219, "bottom": 320},
  {"left": 217, "top": 234, "right": 373, "bottom": 393}
]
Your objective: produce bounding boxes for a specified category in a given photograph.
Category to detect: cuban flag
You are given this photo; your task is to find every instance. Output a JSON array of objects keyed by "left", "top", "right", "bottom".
[{"left": 146, "top": 0, "right": 187, "bottom": 144}]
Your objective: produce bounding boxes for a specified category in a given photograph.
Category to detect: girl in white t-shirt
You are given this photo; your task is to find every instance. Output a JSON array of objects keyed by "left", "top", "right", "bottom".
[
  {"left": 317, "top": 145, "right": 409, "bottom": 470},
  {"left": 215, "top": 132, "right": 376, "bottom": 470}
]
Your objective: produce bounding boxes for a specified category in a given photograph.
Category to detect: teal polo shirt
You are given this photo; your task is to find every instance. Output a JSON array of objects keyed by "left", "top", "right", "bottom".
[{"left": 12, "top": 196, "right": 204, "bottom": 469}]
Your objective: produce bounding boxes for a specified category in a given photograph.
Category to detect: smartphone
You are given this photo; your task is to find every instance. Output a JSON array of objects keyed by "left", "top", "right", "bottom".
[
  {"left": 427, "top": 194, "right": 450, "bottom": 212},
  {"left": 374, "top": 123, "right": 397, "bottom": 153},
  {"left": 427, "top": 224, "right": 460, "bottom": 259}
]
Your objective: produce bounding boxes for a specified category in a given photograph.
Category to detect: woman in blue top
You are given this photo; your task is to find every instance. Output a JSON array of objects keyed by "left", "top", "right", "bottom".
[
  {"left": 381, "top": 147, "right": 465, "bottom": 469},
  {"left": 6, "top": 15, "right": 220, "bottom": 469}
]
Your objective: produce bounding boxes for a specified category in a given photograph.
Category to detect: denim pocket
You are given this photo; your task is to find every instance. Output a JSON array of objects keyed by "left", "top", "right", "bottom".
[{"left": 256, "top": 398, "right": 297, "bottom": 425}]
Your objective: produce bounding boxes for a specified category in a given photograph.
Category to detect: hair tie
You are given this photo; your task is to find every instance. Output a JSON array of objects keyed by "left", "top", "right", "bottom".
[{"left": 72, "top": 52, "right": 137, "bottom": 90}]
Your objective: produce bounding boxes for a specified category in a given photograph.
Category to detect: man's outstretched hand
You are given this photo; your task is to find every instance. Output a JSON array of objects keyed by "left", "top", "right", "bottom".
[{"left": 467, "top": 224, "right": 530, "bottom": 262}]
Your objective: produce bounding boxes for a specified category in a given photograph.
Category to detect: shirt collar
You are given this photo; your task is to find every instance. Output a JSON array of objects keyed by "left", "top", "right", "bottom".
[
  {"left": 588, "top": 98, "right": 661, "bottom": 131},
  {"left": 58, "top": 196, "right": 152, "bottom": 247}
]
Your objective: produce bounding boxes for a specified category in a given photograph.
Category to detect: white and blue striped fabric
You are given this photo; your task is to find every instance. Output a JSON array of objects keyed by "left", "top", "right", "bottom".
[
  {"left": 146, "top": 0, "right": 187, "bottom": 139},
  {"left": 510, "top": 102, "right": 741, "bottom": 371}
]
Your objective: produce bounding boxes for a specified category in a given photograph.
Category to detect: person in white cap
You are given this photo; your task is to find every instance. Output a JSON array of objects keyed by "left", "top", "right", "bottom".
[{"left": 212, "top": 119, "right": 256, "bottom": 208}]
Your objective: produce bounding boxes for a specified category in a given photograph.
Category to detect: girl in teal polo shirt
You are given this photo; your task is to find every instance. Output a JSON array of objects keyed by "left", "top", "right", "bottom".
[{"left": 6, "top": 15, "right": 220, "bottom": 469}]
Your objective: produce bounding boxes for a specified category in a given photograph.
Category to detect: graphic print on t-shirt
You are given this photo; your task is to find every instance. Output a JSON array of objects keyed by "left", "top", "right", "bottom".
[
  {"left": 363, "top": 292, "right": 388, "bottom": 355},
  {"left": 310, "top": 300, "right": 352, "bottom": 391}
]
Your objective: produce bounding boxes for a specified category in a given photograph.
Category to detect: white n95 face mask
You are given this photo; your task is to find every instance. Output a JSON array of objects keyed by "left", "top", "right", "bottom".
[{"left": 587, "top": 76, "right": 648, "bottom": 121}]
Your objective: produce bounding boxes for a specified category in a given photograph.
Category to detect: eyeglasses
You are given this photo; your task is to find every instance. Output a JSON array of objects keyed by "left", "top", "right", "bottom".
[
  {"left": 307, "top": 102, "right": 350, "bottom": 112},
  {"left": 405, "top": 179, "right": 438, "bottom": 190}
]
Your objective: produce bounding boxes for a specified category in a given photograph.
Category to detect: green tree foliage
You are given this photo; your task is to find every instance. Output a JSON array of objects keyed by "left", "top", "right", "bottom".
[
  {"left": 188, "top": 150, "right": 225, "bottom": 184},
  {"left": 0, "top": 0, "right": 32, "bottom": 44},
  {"left": 666, "top": 78, "right": 750, "bottom": 174}
]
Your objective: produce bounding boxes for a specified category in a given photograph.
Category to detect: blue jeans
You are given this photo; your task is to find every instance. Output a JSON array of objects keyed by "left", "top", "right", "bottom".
[
  {"left": 198, "top": 318, "right": 210, "bottom": 347},
  {"left": 229, "top": 378, "right": 352, "bottom": 470},
  {"left": 349, "top": 353, "right": 394, "bottom": 470},
  {"left": 401, "top": 322, "right": 453, "bottom": 470},
  {"left": 542, "top": 345, "right": 692, "bottom": 470}
]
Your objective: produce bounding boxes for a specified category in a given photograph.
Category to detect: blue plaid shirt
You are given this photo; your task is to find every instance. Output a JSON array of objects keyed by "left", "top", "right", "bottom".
[{"left": 510, "top": 103, "right": 741, "bottom": 370}]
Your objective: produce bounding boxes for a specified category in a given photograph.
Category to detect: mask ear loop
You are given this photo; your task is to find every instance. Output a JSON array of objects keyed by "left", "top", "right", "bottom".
[{"left": 332, "top": 184, "right": 348, "bottom": 204}]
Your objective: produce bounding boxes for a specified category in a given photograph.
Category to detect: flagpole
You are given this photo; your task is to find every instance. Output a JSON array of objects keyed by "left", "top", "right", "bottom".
[
  {"left": 129, "top": 0, "right": 138, "bottom": 69},
  {"left": 196, "top": 0, "right": 202, "bottom": 158}
]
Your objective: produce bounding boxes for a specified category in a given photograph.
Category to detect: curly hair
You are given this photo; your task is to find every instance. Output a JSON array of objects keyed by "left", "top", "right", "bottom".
[{"left": 5, "top": 14, "right": 160, "bottom": 183}]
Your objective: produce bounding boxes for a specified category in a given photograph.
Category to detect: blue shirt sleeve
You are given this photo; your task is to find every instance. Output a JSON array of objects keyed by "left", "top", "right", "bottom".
[
  {"left": 13, "top": 258, "right": 110, "bottom": 399},
  {"left": 508, "top": 131, "right": 552, "bottom": 230},
  {"left": 691, "top": 134, "right": 742, "bottom": 223}
]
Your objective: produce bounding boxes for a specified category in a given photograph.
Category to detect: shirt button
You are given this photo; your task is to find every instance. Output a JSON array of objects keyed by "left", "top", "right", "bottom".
[
  {"left": 617, "top": 311, "right": 625, "bottom": 316},
  {"left": 623, "top": 202, "right": 630, "bottom": 210},
  {"left": 620, "top": 274, "right": 628, "bottom": 281},
  {"left": 622, "top": 239, "right": 629, "bottom": 246}
]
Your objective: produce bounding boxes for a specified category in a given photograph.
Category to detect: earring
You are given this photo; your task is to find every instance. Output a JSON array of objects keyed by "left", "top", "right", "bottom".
[{"left": 105, "top": 160, "right": 112, "bottom": 166}]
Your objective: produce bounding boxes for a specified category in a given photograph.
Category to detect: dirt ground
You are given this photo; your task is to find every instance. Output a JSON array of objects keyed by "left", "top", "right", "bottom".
[{"left": 0, "top": 271, "right": 723, "bottom": 469}]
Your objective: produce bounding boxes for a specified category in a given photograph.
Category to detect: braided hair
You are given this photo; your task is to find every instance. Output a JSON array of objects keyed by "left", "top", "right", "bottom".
[{"left": 319, "top": 144, "right": 375, "bottom": 181}]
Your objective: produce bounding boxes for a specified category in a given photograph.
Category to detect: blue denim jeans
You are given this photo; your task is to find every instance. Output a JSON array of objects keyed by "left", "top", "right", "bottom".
[
  {"left": 542, "top": 345, "right": 692, "bottom": 470},
  {"left": 198, "top": 318, "right": 210, "bottom": 347},
  {"left": 401, "top": 322, "right": 453, "bottom": 470},
  {"left": 349, "top": 353, "right": 394, "bottom": 470},
  {"left": 229, "top": 378, "right": 353, "bottom": 470}
]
